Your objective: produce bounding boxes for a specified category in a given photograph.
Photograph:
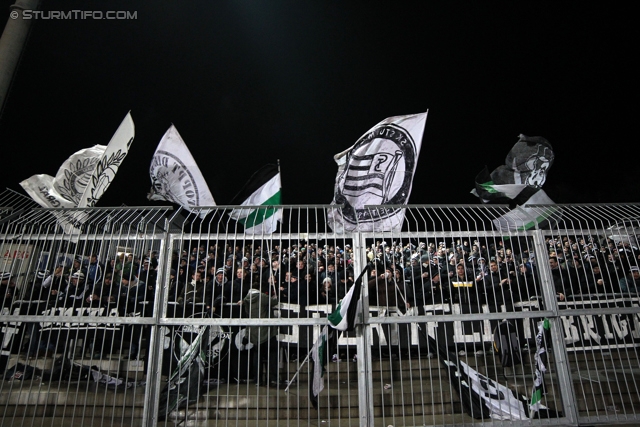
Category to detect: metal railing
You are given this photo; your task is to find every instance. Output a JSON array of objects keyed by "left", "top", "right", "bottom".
[{"left": 0, "top": 199, "right": 638, "bottom": 426}]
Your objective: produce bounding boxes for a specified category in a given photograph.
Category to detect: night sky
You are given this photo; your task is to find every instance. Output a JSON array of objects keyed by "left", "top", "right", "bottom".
[{"left": 0, "top": 1, "right": 637, "bottom": 208}]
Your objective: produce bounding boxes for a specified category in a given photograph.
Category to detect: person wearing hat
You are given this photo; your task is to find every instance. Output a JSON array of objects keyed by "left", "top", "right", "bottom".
[
  {"left": 70, "top": 257, "right": 87, "bottom": 280},
  {"left": 242, "top": 281, "right": 281, "bottom": 387},
  {"left": 53, "top": 270, "right": 89, "bottom": 308},
  {"left": 206, "top": 267, "right": 228, "bottom": 312},
  {"left": 368, "top": 264, "right": 406, "bottom": 309},
  {"left": 320, "top": 262, "right": 342, "bottom": 299}
]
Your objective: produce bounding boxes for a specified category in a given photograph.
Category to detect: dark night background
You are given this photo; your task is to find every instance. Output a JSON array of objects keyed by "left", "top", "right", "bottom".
[{"left": 0, "top": 1, "right": 637, "bottom": 207}]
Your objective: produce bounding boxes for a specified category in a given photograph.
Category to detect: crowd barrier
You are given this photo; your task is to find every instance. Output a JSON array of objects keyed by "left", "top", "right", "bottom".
[{"left": 0, "top": 196, "right": 638, "bottom": 426}]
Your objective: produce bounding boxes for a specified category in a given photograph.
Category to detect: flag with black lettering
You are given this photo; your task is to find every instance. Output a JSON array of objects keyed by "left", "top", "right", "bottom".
[
  {"left": 328, "top": 112, "right": 427, "bottom": 232},
  {"left": 20, "top": 145, "right": 106, "bottom": 209},
  {"left": 148, "top": 125, "right": 216, "bottom": 218},
  {"left": 530, "top": 319, "right": 550, "bottom": 412}
]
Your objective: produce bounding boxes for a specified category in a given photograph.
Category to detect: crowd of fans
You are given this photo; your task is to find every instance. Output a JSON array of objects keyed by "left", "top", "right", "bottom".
[
  {"left": 3, "top": 233, "right": 639, "bottom": 318},
  {"left": 1, "top": 233, "right": 638, "bottom": 360}
]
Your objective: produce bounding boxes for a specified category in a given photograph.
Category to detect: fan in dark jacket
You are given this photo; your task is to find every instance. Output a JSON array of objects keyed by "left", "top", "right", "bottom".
[{"left": 242, "top": 283, "right": 280, "bottom": 386}]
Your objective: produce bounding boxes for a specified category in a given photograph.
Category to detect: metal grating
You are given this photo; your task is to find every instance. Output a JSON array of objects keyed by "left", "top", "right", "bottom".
[{"left": 0, "top": 203, "right": 638, "bottom": 426}]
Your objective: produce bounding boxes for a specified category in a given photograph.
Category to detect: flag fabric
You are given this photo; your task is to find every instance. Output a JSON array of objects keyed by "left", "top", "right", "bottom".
[
  {"left": 530, "top": 319, "right": 550, "bottom": 413},
  {"left": 90, "top": 368, "right": 133, "bottom": 389},
  {"left": 20, "top": 145, "right": 106, "bottom": 209},
  {"left": 148, "top": 125, "right": 216, "bottom": 218},
  {"left": 77, "top": 112, "right": 135, "bottom": 207},
  {"left": 327, "top": 263, "right": 370, "bottom": 331},
  {"left": 458, "top": 359, "right": 528, "bottom": 420},
  {"left": 491, "top": 189, "right": 562, "bottom": 232},
  {"left": 309, "top": 325, "right": 329, "bottom": 410},
  {"left": 416, "top": 319, "right": 560, "bottom": 420},
  {"left": 328, "top": 112, "right": 427, "bottom": 232},
  {"left": 20, "top": 113, "right": 134, "bottom": 210},
  {"left": 228, "top": 164, "right": 282, "bottom": 234},
  {"left": 20, "top": 113, "right": 134, "bottom": 236},
  {"left": 418, "top": 324, "right": 525, "bottom": 420},
  {"left": 471, "top": 134, "right": 561, "bottom": 232}
]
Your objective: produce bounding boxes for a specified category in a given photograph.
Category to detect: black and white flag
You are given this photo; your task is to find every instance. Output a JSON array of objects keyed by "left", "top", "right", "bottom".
[
  {"left": 20, "top": 112, "right": 134, "bottom": 236},
  {"left": 148, "top": 125, "right": 216, "bottom": 218},
  {"left": 471, "top": 134, "right": 561, "bottom": 232},
  {"left": 328, "top": 112, "right": 427, "bottom": 232},
  {"left": 20, "top": 112, "right": 134, "bottom": 210}
]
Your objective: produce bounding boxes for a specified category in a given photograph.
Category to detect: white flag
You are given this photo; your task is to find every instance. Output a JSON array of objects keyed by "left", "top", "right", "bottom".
[
  {"left": 491, "top": 189, "right": 562, "bottom": 232},
  {"left": 328, "top": 112, "right": 427, "bottom": 232},
  {"left": 20, "top": 145, "right": 106, "bottom": 209},
  {"left": 459, "top": 360, "right": 528, "bottom": 420},
  {"left": 229, "top": 164, "right": 282, "bottom": 234},
  {"left": 148, "top": 125, "right": 216, "bottom": 218},
  {"left": 77, "top": 112, "right": 135, "bottom": 207},
  {"left": 20, "top": 113, "right": 135, "bottom": 236}
]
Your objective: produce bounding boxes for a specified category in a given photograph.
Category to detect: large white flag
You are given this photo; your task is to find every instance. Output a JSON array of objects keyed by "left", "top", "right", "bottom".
[
  {"left": 148, "top": 125, "right": 216, "bottom": 218},
  {"left": 328, "top": 112, "right": 427, "bottom": 232},
  {"left": 20, "top": 113, "right": 134, "bottom": 235},
  {"left": 228, "top": 164, "right": 282, "bottom": 234},
  {"left": 20, "top": 113, "right": 135, "bottom": 239},
  {"left": 77, "top": 112, "right": 135, "bottom": 207},
  {"left": 20, "top": 113, "right": 134, "bottom": 210},
  {"left": 458, "top": 360, "right": 528, "bottom": 420},
  {"left": 20, "top": 145, "right": 106, "bottom": 209}
]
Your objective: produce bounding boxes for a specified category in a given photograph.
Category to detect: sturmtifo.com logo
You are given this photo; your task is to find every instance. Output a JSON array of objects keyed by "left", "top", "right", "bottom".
[{"left": 12, "top": 10, "right": 137, "bottom": 20}]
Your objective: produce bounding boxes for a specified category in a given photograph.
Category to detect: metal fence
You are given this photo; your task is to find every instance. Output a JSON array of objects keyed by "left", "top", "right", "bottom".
[{"left": 1, "top": 193, "right": 639, "bottom": 426}]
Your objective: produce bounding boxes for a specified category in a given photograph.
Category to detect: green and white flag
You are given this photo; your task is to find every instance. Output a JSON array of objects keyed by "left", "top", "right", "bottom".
[
  {"left": 229, "top": 164, "right": 282, "bottom": 234},
  {"left": 309, "top": 325, "right": 329, "bottom": 410},
  {"left": 327, "top": 264, "right": 370, "bottom": 331}
]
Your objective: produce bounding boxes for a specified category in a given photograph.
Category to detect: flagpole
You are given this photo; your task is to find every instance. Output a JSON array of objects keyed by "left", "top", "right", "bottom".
[
  {"left": 284, "top": 349, "right": 312, "bottom": 393},
  {"left": 277, "top": 159, "right": 282, "bottom": 200}
]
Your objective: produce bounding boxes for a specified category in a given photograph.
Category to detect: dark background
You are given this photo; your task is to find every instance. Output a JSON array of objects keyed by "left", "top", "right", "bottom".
[{"left": 0, "top": 1, "right": 637, "bottom": 207}]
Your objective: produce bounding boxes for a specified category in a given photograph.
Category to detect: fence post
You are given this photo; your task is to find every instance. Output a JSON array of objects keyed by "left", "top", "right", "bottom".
[
  {"left": 533, "top": 229, "right": 580, "bottom": 425},
  {"left": 141, "top": 218, "right": 172, "bottom": 427},
  {"left": 353, "top": 231, "right": 375, "bottom": 426}
]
